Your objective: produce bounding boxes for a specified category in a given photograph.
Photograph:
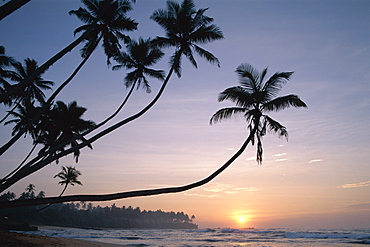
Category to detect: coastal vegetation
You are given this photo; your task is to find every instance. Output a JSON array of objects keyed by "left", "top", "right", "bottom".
[
  {"left": 0, "top": 0, "right": 306, "bottom": 210},
  {"left": 0, "top": 185, "right": 197, "bottom": 229}
]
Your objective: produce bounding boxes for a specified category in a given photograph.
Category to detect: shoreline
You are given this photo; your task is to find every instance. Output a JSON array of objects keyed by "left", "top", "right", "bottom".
[{"left": 0, "top": 230, "right": 125, "bottom": 247}]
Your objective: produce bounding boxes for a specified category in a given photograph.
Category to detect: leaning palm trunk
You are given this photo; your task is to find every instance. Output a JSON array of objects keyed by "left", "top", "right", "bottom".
[
  {"left": 0, "top": 35, "right": 102, "bottom": 156},
  {"left": 0, "top": 122, "right": 259, "bottom": 208},
  {"left": 0, "top": 53, "right": 179, "bottom": 193},
  {"left": 1, "top": 142, "right": 38, "bottom": 183},
  {"left": 0, "top": 97, "right": 23, "bottom": 123},
  {"left": 0, "top": 0, "right": 30, "bottom": 21},
  {"left": 83, "top": 78, "right": 138, "bottom": 136}
]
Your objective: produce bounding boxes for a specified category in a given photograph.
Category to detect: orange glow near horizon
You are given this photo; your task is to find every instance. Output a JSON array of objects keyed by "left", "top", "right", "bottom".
[{"left": 230, "top": 211, "right": 253, "bottom": 228}]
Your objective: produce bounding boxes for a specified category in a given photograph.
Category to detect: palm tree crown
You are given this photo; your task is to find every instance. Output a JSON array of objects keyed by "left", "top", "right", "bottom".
[
  {"left": 150, "top": 0, "right": 224, "bottom": 77},
  {"left": 37, "top": 101, "right": 96, "bottom": 163},
  {"left": 210, "top": 63, "right": 307, "bottom": 163},
  {"left": 113, "top": 37, "right": 165, "bottom": 93},
  {"left": 8, "top": 58, "right": 54, "bottom": 106},
  {"left": 69, "top": 0, "right": 138, "bottom": 64},
  {"left": 54, "top": 166, "right": 83, "bottom": 196}
]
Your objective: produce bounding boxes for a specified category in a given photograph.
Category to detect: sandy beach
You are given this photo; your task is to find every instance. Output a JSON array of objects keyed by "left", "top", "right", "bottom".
[{"left": 0, "top": 230, "right": 123, "bottom": 247}]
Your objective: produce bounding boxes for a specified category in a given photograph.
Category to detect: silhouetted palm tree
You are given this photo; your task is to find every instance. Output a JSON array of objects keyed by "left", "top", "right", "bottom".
[
  {"left": 0, "top": 0, "right": 137, "bottom": 155},
  {"left": 4, "top": 100, "right": 41, "bottom": 139},
  {"left": 69, "top": 0, "right": 138, "bottom": 64},
  {"left": 37, "top": 101, "right": 96, "bottom": 163},
  {"left": 0, "top": 62, "right": 308, "bottom": 209},
  {"left": 113, "top": 37, "right": 165, "bottom": 93},
  {"left": 0, "top": 0, "right": 137, "bottom": 104},
  {"left": 0, "top": 58, "right": 53, "bottom": 124},
  {"left": 0, "top": 0, "right": 223, "bottom": 194},
  {"left": 86, "top": 37, "right": 165, "bottom": 130},
  {"left": 54, "top": 166, "right": 83, "bottom": 196},
  {"left": 9, "top": 58, "right": 53, "bottom": 105},
  {"left": 151, "top": 0, "right": 224, "bottom": 77},
  {"left": 25, "top": 183, "right": 36, "bottom": 199},
  {"left": 210, "top": 63, "right": 307, "bottom": 163}
]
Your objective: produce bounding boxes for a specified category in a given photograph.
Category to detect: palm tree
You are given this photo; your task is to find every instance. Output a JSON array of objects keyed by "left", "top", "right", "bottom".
[
  {"left": 7, "top": 58, "right": 53, "bottom": 106},
  {"left": 113, "top": 37, "right": 165, "bottom": 94},
  {"left": 88, "top": 37, "right": 165, "bottom": 129},
  {"left": 0, "top": 58, "right": 54, "bottom": 123},
  {"left": 54, "top": 166, "right": 83, "bottom": 196},
  {"left": 69, "top": 0, "right": 138, "bottom": 65},
  {"left": 37, "top": 101, "right": 96, "bottom": 163},
  {"left": 0, "top": 0, "right": 136, "bottom": 104},
  {"left": 25, "top": 183, "right": 36, "bottom": 199},
  {"left": 0, "top": 63, "right": 308, "bottom": 209},
  {"left": 4, "top": 100, "right": 41, "bottom": 139},
  {"left": 1, "top": 101, "right": 50, "bottom": 183},
  {"left": 151, "top": 0, "right": 224, "bottom": 77},
  {"left": 210, "top": 63, "right": 307, "bottom": 163},
  {"left": 0, "top": 0, "right": 223, "bottom": 194},
  {"left": 0, "top": 0, "right": 137, "bottom": 155}
]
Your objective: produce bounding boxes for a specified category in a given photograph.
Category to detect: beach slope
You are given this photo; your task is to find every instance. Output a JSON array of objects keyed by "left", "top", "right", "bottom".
[{"left": 0, "top": 230, "right": 123, "bottom": 247}]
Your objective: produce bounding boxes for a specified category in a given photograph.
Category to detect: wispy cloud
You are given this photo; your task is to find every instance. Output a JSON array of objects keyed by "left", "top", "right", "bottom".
[
  {"left": 274, "top": 153, "right": 287, "bottom": 157},
  {"left": 204, "top": 183, "right": 257, "bottom": 195},
  {"left": 309, "top": 159, "right": 323, "bottom": 164},
  {"left": 275, "top": 158, "right": 287, "bottom": 162},
  {"left": 339, "top": 181, "right": 370, "bottom": 189}
]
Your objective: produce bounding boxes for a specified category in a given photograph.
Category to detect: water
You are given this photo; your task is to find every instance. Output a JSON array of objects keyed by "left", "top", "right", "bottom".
[{"left": 19, "top": 227, "right": 370, "bottom": 246}]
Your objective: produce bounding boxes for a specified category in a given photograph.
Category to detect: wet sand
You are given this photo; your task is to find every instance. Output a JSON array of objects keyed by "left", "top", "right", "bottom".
[{"left": 0, "top": 230, "right": 124, "bottom": 247}]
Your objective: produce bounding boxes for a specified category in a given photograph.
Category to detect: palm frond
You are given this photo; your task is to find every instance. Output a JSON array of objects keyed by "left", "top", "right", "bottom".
[
  {"left": 209, "top": 107, "right": 246, "bottom": 125},
  {"left": 218, "top": 86, "right": 254, "bottom": 108},
  {"left": 264, "top": 115, "right": 288, "bottom": 140},
  {"left": 193, "top": 45, "right": 220, "bottom": 67},
  {"left": 236, "top": 63, "right": 261, "bottom": 92},
  {"left": 263, "top": 94, "right": 307, "bottom": 112},
  {"left": 263, "top": 71, "right": 293, "bottom": 99}
]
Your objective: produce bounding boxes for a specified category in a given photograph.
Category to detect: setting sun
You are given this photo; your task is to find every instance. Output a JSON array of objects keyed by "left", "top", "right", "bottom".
[{"left": 239, "top": 217, "right": 246, "bottom": 223}]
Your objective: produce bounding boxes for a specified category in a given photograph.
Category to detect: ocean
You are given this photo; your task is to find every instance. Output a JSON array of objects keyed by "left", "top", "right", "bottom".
[{"left": 20, "top": 227, "right": 370, "bottom": 246}]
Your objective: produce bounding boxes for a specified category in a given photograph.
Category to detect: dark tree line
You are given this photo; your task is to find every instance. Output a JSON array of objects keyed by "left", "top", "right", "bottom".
[{"left": 0, "top": 187, "right": 197, "bottom": 229}]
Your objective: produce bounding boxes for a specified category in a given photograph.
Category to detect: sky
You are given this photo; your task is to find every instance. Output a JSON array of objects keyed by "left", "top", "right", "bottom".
[{"left": 1, "top": 0, "right": 370, "bottom": 229}]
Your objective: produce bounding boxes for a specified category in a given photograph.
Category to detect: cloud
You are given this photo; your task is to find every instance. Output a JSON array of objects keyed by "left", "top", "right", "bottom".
[
  {"left": 246, "top": 156, "right": 256, "bottom": 161},
  {"left": 274, "top": 153, "right": 287, "bottom": 157},
  {"left": 204, "top": 183, "right": 257, "bottom": 195},
  {"left": 309, "top": 159, "right": 323, "bottom": 163},
  {"left": 275, "top": 158, "right": 287, "bottom": 162},
  {"left": 339, "top": 181, "right": 370, "bottom": 189}
]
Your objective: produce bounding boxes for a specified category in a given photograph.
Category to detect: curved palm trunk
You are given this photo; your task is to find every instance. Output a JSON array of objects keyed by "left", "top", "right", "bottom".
[
  {"left": 0, "top": 35, "right": 102, "bottom": 156},
  {"left": 0, "top": 97, "right": 22, "bottom": 123},
  {"left": 0, "top": 124, "right": 258, "bottom": 208},
  {"left": 0, "top": 0, "right": 30, "bottom": 21},
  {"left": 59, "top": 184, "right": 68, "bottom": 197},
  {"left": 83, "top": 79, "right": 137, "bottom": 136},
  {"left": 1, "top": 142, "right": 38, "bottom": 182}
]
